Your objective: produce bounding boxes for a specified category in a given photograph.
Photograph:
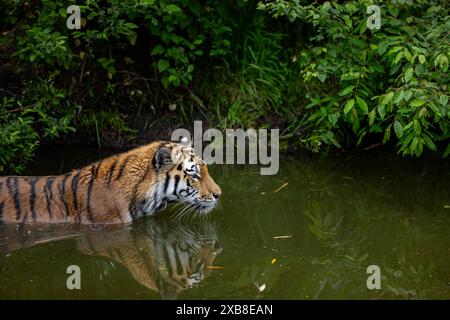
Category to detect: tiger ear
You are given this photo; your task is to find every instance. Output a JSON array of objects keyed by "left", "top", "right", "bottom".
[
  {"left": 179, "top": 136, "right": 192, "bottom": 148},
  {"left": 153, "top": 146, "right": 173, "bottom": 170}
]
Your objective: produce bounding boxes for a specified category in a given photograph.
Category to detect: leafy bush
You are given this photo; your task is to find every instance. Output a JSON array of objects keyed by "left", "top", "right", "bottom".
[
  {"left": 260, "top": 0, "right": 449, "bottom": 157},
  {"left": 1, "top": 0, "right": 448, "bottom": 173},
  {"left": 1, "top": 0, "right": 241, "bottom": 172},
  {"left": 0, "top": 81, "right": 75, "bottom": 173}
]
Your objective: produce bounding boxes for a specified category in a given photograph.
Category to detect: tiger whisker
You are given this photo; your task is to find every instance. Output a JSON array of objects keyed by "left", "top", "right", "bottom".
[
  {"left": 171, "top": 203, "right": 194, "bottom": 222},
  {"left": 169, "top": 201, "right": 185, "bottom": 213}
]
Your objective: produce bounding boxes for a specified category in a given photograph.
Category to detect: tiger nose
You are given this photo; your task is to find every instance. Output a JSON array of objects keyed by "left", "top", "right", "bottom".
[{"left": 212, "top": 189, "right": 221, "bottom": 199}]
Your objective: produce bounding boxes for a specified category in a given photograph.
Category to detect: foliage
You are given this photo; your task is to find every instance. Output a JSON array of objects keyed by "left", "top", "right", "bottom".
[
  {"left": 260, "top": 0, "right": 450, "bottom": 156},
  {"left": 0, "top": 0, "right": 449, "bottom": 173},
  {"left": 0, "top": 81, "right": 75, "bottom": 173},
  {"left": 0, "top": 0, "right": 240, "bottom": 173}
]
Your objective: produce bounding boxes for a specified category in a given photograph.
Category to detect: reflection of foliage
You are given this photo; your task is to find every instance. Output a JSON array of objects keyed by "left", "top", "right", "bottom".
[
  {"left": 304, "top": 198, "right": 343, "bottom": 241},
  {"left": 200, "top": 154, "right": 450, "bottom": 299}
]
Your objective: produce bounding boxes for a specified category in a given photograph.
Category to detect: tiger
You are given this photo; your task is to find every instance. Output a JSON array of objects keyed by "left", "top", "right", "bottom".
[{"left": 0, "top": 140, "right": 222, "bottom": 224}]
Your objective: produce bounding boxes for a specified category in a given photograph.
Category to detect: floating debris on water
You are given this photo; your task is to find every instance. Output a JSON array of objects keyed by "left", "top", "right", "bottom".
[
  {"left": 273, "top": 235, "right": 293, "bottom": 239},
  {"left": 256, "top": 283, "right": 266, "bottom": 292},
  {"left": 274, "top": 182, "right": 288, "bottom": 193}
]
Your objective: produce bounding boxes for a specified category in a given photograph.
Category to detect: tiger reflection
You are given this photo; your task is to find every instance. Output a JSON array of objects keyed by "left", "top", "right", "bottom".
[
  {"left": 77, "top": 219, "right": 221, "bottom": 299},
  {"left": 0, "top": 218, "right": 221, "bottom": 299}
]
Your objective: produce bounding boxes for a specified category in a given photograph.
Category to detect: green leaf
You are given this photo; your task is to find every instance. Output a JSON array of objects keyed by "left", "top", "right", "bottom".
[
  {"left": 338, "top": 85, "right": 355, "bottom": 97},
  {"left": 429, "top": 102, "right": 442, "bottom": 116},
  {"left": 423, "top": 135, "right": 437, "bottom": 150},
  {"left": 344, "top": 99, "right": 355, "bottom": 114},
  {"left": 151, "top": 45, "right": 164, "bottom": 55},
  {"left": 381, "top": 92, "right": 394, "bottom": 106},
  {"left": 443, "top": 143, "right": 450, "bottom": 158},
  {"left": 166, "top": 4, "right": 181, "bottom": 14},
  {"left": 419, "top": 107, "right": 427, "bottom": 118},
  {"left": 157, "top": 59, "right": 169, "bottom": 73},
  {"left": 439, "top": 55, "right": 449, "bottom": 71},
  {"left": 404, "top": 68, "right": 414, "bottom": 83},
  {"left": 404, "top": 90, "right": 413, "bottom": 101},
  {"left": 415, "top": 139, "right": 423, "bottom": 157},
  {"left": 377, "top": 104, "right": 386, "bottom": 119},
  {"left": 383, "top": 125, "right": 391, "bottom": 143},
  {"left": 404, "top": 48, "right": 413, "bottom": 63},
  {"left": 356, "top": 97, "right": 368, "bottom": 113},
  {"left": 413, "top": 120, "right": 421, "bottom": 135},
  {"left": 368, "top": 109, "right": 376, "bottom": 126},
  {"left": 410, "top": 137, "right": 419, "bottom": 152},
  {"left": 328, "top": 112, "right": 340, "bottom": 126},
  {"left": 439, "top": 94, "right": 448, "bottom": 106},
  {"left": 410, "top": 99, "right": 425, "bottom": 107},
  {"left": 388, "top": 46, "right": 402, "bottom": 55},
  {"left": 168, "top": 74, "right": 180, "bottom": 86},
  {"left": 378, "top": 41, "right": 388, "bottom": 55},
  {"left": 404, "top": 121, "right": 413, "bottom": 131},
  {"left": 128, "top": 32, "right": 137, "bottom": 46},
  {"left": 394, "top": 91, "right": 405, "bottom": 104},
  {"left": 393, "top": 120, "right": 403, "bottom": 139},
  {"left": 393, "top": 51, "right": 403, "bottom": 64},
  {"left": 418, "top": 55, "right": 426, "bottom": 64}
]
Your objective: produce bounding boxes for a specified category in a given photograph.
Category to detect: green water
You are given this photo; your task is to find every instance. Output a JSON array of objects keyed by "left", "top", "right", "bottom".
[{"left": 0, "top": 146, "right": 449, "bottom": 299}]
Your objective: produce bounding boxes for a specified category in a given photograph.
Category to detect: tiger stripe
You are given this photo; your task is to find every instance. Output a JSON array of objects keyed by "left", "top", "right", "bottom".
[
  {"left": 93, "top": 160, "right": 103, "bottom": 179},
  {"left": 44, "top": 177, "right": 55, "bottom": 220},
  {"left": 128, "top": 165, "right": 149, "bottom": 221},
  {"left": 163, "top": 173, "right": 170, "bottom": 194},
  {"left": 173, "top": 175, "right": 180, "bottom": 197},
  {"left": 59, "top": 174, "right": 71, "bottom": 219},
  {"left": 6, "top": 177, "right": 22, "bottom": 221},
  {"left": 0, "top": 202, "right": 4, "bottom": 224},
  {"left": 29, "top": 178, "right": 37, "bottom": 222},
  {"left": 106, "top": 158, "right": 118, "bottom": 187},
  {"left": 116, "top": 155, "right": 132, "bottom": 181},
  {"left": 86, "top": 163, "right": 97, "bottom": 223},
  {"left": 72, "top": 169, "right": 81, "bottom": 224}
]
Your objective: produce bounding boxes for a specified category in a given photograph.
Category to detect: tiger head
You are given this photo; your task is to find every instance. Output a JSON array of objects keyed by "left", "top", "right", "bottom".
[{"left": 151, "top": 141, "right": 222, "bottom": 216}]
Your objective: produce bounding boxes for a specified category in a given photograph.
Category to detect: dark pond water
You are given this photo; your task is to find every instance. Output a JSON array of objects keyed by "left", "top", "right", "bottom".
[{"left": 0, "top": 145, "right": 449, "bottom": 299}]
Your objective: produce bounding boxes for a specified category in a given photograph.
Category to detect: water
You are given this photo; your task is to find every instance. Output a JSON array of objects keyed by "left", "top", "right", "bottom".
[{"left": 0, "top": 146, "right": 449, "bottom": 299}]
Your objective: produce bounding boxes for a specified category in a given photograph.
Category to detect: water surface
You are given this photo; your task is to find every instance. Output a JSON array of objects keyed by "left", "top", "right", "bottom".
[{"left": 0, "top": 146, "right": 449, "bottom": 299}]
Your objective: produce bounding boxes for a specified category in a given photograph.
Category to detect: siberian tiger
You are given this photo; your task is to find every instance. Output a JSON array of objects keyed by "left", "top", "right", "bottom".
[{"left": 0, "top": 141, "right": 221, "bottom": 224}]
